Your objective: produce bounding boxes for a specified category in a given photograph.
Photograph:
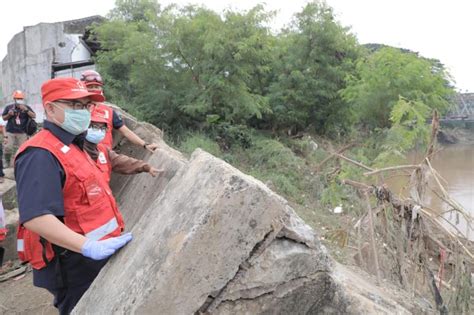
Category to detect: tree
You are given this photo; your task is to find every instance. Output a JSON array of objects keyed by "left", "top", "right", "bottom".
[
  {"left": 162, "top": 5, "right": 275, "bottom": 128},
  {"left": 93, "top": 1, "right": 276, "bottom": 137},
  {"left": 267, "top": 0, "right": 361, "bottom": 135},
  {"left": 342, "top": 47, "right": 454, "bottom": 129}
]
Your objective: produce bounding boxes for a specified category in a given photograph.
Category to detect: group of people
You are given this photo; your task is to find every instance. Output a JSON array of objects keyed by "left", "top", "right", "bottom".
[{"left": 9, "top": 70, "right": 161, "bottom": 314}]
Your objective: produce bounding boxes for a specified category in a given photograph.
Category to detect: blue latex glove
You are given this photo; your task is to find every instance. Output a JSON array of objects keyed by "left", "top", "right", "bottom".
[{"left": 81, "top": 232, "right": 133, "bottom": 260}]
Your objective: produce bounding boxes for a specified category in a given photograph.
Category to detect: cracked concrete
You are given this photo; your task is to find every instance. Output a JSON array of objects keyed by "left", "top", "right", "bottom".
[{"left": 73, "top": 112, "right": 431, "bottom": 314}]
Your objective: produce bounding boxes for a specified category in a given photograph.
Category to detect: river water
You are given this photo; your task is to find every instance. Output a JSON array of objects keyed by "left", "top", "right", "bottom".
[{"left": 401, "top": 144, "right": 474, "bottom": 239}]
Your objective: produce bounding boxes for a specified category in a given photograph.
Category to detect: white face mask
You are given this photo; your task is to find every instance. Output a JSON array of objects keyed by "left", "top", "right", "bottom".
[
  {"left": 85, "top": 127, "right": 106, "bottom": 144},
  {"left": 15, "top": 99, "right": 25, "bottom": 105}
]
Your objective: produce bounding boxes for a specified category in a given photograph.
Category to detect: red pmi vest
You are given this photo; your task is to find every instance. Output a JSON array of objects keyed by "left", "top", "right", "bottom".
[
  {"left": 92, "top": 103, "right": 114, "bottom": 149},
  {"left": 95, "top": 143, "right": 112, "bottom": 183},
  {"left": 15, "top": 130, "right": 125, "bottom": 269}
]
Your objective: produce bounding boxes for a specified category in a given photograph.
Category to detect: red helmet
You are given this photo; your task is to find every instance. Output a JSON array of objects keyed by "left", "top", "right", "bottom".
[
  {"left": 80, "top": 70, "right": 103, "bottom": 86},
  {"left": 91, "top": 107, "right": 109, "bottom": 124},
  {"left": 12, "top": 90, "right": 25, "bottom": 99}
]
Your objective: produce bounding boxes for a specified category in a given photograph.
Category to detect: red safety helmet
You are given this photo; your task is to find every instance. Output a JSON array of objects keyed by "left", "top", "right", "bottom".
[
  {"left": 91, "top": 108, "right": 109, "bottom": 124},
  {"left": 12, "top": 90, "right": 25, "bottom": 99},
  {"left": 80, "top": 70, "right": 103, "bottom": 87}
]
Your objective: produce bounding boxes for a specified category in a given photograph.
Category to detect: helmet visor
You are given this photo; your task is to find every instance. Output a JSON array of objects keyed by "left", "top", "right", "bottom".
[{"left": 82, "top": 73, "right": 103, "bottom": 85}]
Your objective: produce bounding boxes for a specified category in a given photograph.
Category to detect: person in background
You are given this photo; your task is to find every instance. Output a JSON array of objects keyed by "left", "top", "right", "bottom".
[
  {"left": 2, "top": 90, "right": 36, "bottom": 167},
  {"left": 0, "top": 125, "right": 6, "bottom": 183},
  {"left": 80, "top": 70, "right": 159, "bottom": 152},
  {"left": 15, "top": 78, "right": 131, "bottom": 314},
  {"left": 84, "top": 112, "right": 163, "bottom": 183}
]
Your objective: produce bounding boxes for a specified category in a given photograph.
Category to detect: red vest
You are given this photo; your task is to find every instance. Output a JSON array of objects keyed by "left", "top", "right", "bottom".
[
  {"left": 95, "top": 143, "right": 112, "bottom": 183},
  {"left": 0, "top": 228, "right": 6, "bottom": 242},
  {"left": 15, "top": 130, "right": 125, "bottom": 269},
  {"left": 92, "top": 103, "right": 114, "bottom": 149}
]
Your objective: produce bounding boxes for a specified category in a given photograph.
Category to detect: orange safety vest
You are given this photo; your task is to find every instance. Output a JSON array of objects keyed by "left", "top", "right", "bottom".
[
  {"left": 95, "top": 143, "right": 112, "bottom": 183},
  {"left": 15, "top": 129, "right": 125, "bottom": 269},
  {"left": 92, "top": 103, "right": 114, "bottom": 149}
]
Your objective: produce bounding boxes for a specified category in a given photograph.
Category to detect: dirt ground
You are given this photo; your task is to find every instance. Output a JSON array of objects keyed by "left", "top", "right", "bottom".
[{"left": 0, "top": 267, "right": 56, "bottom": 315}]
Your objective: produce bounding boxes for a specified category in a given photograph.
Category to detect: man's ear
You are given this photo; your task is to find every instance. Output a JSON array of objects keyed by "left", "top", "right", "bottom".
[{"left": 44, "top": 102, "right": 55, "bottom": 116}]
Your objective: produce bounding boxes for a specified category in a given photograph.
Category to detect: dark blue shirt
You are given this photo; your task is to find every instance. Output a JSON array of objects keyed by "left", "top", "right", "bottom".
[
  {"left": 112, "top": 110, "right": 124, "bottom": 129},
  {"left": 2, "top": 103, "right": 35, "bottom": 133},
  {"left": 15, "top": 120, "right": 107, "bottom": 290}
]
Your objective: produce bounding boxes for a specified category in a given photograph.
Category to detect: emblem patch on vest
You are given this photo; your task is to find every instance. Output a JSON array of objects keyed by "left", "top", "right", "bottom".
[{"left": 98, "top": 152, "right": 107, "bottom": 164}]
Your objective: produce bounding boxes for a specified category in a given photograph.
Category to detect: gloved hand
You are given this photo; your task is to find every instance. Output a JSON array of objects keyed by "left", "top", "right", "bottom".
[{"left": 81, "top": 232, "right": 132, "bottom": 260}]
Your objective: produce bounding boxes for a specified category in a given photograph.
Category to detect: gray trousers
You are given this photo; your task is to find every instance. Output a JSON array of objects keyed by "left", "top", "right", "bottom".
[{"left": 4, "top": 132, "right": 28, "bottom": 167}]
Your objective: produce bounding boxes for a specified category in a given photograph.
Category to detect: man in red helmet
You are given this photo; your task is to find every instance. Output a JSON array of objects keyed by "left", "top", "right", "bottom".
[
  {"left": 84, "top": 112, "right": 162, "bottom": 183},
  {"left": 14, "top": 78, "right": 132, "bottom": 314},
  {"left": 2, "top": 90, "right": 36, "bottom": 167},
  {"left": 80, "top": 70, "right": 159, "bottom": 152}
]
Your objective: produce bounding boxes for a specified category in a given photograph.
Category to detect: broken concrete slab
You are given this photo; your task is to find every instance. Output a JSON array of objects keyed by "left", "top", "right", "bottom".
[
  {"left": 1, "top": 168, "right": 17, "bottom": 210},
  {"left": 1, "top": 208, "right": 19, "bottom": 263},
  {"left": 107, "top": 109, "right": 187, "bottom": 229},
  {"left": 74, "top": 149, "right": 423, "bottom": 314}
]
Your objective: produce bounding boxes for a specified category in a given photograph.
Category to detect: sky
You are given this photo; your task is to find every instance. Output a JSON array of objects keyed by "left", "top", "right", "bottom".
[{"left": 1, "top": 0, "right": 473, "bottom": 92}]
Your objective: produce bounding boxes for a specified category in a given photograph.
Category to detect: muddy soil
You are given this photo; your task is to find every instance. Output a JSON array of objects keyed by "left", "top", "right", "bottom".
[{"left": 0, "top": 267, "right": 55, "bottom": 314}]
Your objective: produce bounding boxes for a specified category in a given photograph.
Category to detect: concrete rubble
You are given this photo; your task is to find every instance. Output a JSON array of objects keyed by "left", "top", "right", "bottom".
[
  {"left": 74, "top": 114, "right": 430, "bottom": 314},
  {"left": 0, "top": 168, "right": 19, "bottom": 263}
]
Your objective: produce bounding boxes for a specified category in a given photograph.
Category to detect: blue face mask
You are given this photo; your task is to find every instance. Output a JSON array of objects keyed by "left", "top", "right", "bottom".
[
  {"left": 86, "top": 127, "right": 106, "bottom": 144},
  {"left": 56, "top": 107, "right": 91, "bottom": 135}
]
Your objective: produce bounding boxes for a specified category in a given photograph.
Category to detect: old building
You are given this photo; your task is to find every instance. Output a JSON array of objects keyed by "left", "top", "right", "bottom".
[{"left": 0, "top": 16, "right": 103, "bottom": 122}]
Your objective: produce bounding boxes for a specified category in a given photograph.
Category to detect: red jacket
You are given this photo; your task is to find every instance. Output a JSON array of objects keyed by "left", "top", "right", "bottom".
[
  {"left": 15, "top": 129, "right": 124, "bottom": 269},
  {"left": 92, "top": 103, "right": 114, "bottom": 149}
]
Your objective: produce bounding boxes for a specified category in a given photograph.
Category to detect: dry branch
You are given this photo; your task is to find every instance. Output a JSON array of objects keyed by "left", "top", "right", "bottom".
[
  {"left": 335, "top": 153, "right": 373, "bottom": 171},
  {"left": 364, "top": 165, "right": 420, "bottom": 177},
  {"left": 315, "top": 143, "right": 357, "bottom": 171}
]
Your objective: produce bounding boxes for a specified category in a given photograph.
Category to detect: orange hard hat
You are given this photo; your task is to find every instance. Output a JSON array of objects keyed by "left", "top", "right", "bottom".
[{"left": 12, "top": 90, "right": 25, "bottom": 99}]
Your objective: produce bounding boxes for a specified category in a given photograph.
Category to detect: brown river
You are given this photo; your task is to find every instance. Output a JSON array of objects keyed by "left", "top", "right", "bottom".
[{"left": 395, "top": 144, "right": 474, "bottom": 239}]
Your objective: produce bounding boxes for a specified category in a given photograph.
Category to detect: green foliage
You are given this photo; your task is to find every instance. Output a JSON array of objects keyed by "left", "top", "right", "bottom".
[
  {"left": 267, "top": 1, "right": 361, "bottom": 135},
  {"left": 212, "top": 123, "right": 253, "bottom": 150},
  {"left": 320, "top": 181, "right": 345, "bottom": 208},
  {"left": 231, "top": 135, "right": 316, "bottom": 202},
  {"left": 343, "top": 47, "right": 454, "bottom": 129},
  {"left": 373, "top": 98, "right": 431, "bottom": 166},
  {"left": 94, "top": 1, "right": 275, "bottom": 137},
  {"left": 178, "top": 133, "right": 222, "bottom": 157}
]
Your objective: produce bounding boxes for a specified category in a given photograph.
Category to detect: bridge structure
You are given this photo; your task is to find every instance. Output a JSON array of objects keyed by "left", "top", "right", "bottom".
[
  {"left": 440, "top": 93, "right": 474, "bottom": 129},
  {"left": 447, "top": 93, "right": 474, "bottom": 119}
]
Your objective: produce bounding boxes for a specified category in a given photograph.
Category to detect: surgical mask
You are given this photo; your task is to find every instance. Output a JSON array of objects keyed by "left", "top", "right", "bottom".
[
  {"left": 15, "top": 99, "right": 25, "bottom": 105},
  {"left": 53, "top": 104, "right": 91, "bottom": 135},
  {"left": 86, "top": 127, "right": 106, "bottom": 144}
]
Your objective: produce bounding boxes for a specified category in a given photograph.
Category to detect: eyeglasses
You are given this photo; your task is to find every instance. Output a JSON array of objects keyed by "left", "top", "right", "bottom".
[
  {"left": 56, "top": 100, "right": 94, "bottom": 111},
  {"left": 81, "top": 74, "right": 103, "bottom": 84},
  {"left": 89, "top": 124, "right": 107, "bottom": 131}
]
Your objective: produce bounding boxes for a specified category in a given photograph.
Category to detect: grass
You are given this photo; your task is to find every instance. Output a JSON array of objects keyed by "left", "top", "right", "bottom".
[{"left": 174, "top": 130, "right": 365, "bottom": 255}]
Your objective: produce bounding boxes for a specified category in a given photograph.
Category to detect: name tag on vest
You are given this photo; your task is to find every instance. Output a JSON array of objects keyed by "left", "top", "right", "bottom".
[{"left": 98, "top": 152, "right": 107, "bottom": 164}]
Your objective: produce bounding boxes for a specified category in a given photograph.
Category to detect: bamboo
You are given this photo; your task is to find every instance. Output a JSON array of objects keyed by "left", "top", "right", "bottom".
[
  {"left": 335, "top": 153, "right": 374, "bottom": 171},
  {"left": 364, "top": 191, "right": 382, "bottom": 285},
  {"left": 364, "top": 165, "right": 420, "bottom": 177}
]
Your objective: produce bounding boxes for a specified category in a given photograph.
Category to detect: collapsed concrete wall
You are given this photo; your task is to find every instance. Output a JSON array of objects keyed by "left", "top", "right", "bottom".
[
  {"left": 0, "top": 16, "right": 102, "bottom": 115},
  {"left": 74, "top": 114, "right": 428, "bottom": 314}
]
